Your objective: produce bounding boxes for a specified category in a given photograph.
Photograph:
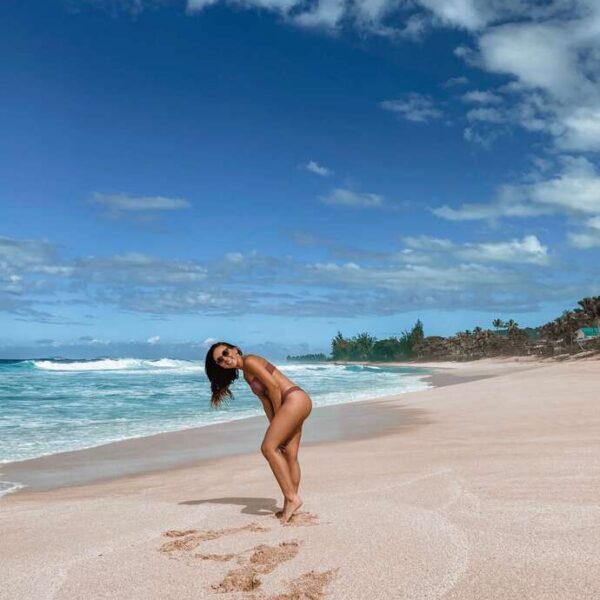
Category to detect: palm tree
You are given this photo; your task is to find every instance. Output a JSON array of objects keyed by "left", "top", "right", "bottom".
[
  {"left": 558, "top": 311, "right": 580, "bottom": 346},
  {"left": 492, "top": 318, "right": 504, "bottom": 330},
  {"left": 410, "top": 319, "right": 425, "bottom": 345},
  {"left": 354, "top": 332, "right": 376, "bottom": 360},
  {"left": 505, "top": 319, "right": 519, "bottom": 330},
  {"left": 331, "top": 331, "right": 348, "bottom": 360},
  {"left": 578, "top": 296, "right": 600, "bottom": 328}
]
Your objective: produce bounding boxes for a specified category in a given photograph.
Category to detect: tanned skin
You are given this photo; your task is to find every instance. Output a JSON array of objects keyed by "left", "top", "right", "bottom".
[{"left": 212, "top": 345, "right": 312, "bottom": 524}]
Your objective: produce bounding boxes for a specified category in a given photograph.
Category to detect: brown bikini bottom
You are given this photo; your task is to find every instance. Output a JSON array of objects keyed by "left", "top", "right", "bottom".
[{"left": 282, "top": 385, "right": 304, "bottom": 402}]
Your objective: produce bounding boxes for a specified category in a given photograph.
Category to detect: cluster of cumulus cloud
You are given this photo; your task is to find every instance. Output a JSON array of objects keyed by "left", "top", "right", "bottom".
[
  {"left": 0, "top": 220, "right": 576, "bottom": 321},
  {"left": 111, "top": 0, "right": 600, "bottom": 246},
  {"left": 201, "top": 0, "right": 600, "bottom": 160}
]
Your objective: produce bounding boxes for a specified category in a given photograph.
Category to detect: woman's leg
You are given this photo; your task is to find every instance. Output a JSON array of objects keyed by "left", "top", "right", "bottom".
[
  {"left": 261, "top": 401, "right": 309, "bottom": 523},
  {"left": 285, "top": 426, "right": 302, "bottom": 491},
  {"left": 275, "top": 426, "right": 302, "bottom": 518}
]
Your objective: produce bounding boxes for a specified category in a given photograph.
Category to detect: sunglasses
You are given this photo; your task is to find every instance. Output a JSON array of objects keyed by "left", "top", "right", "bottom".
[{"left": 216, "top": 348, "right": 232, "bottom": 365}]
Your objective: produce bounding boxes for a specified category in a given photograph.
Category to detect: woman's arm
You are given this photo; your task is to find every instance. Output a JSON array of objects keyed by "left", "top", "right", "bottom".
[
  {"left": 259, "top": 394, "right": 287, "bottom": 451},
  {"left": 258, "top": 394, "right": 275, "bottom": 422}
]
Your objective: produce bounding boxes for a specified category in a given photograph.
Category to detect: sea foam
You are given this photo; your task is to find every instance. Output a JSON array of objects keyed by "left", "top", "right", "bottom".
[
  {"left": 0, "top": 479, "right": 26, "bottom": 497},
  {"left": 2, "top": 359, "right": 431, "bottom": 467},
  {"left": 32, "top": 358, "right": 202, "bottom": 372}
]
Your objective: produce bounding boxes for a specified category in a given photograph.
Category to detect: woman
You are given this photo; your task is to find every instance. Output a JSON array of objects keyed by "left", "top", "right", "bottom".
[{"left": 204, "top": 342, "right": 312, "bottom": 524}]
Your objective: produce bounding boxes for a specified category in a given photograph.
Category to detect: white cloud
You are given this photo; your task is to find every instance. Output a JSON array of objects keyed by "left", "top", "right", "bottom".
[
  {"left": 0, "top": 236, "right": 58, "bottom": 271},
  {"left": 303, "top": 259, "right": 544, "bottom": 311},
  {"left": 417, "top": 0, "right": 485, "bottom": 30},
  {"left": 463, "top": 126, "right": 503, "bottom": 149},
  {"left": 225, "top": 252, "right": 245, "bottom": 263},
  {"left": 403, "top": 236, "right": 455, "bottom": 252},
  {"left": 463, "top": 235, "right": 548, "bottom": 265},
  {"left": 466, "top": 107, "right": 506, "bottom": 123},
  {"left": 525, "top": 156, "right": 600, "bottom": 214},
  {"left": 458, "top": 5, "right": 600, "bottom": 152},
  {"left": 147, "top": 335, "right": 161, "bottom": 344},
  {"left": 303, "top": 160, "right": 332, "bottom": 176},
  {"left": 404, "top": 234, "right": 549, "bottom": 265},
  {"left": 189, "top": 0, "right": 298, "bottom": 12},
  {"left": 462, "top": 89, "right": 502, "bottom": 104},
  {"left": 568, "top": 231, "right": 600, "bottom": 248},
  {"left": 186, "top": 0, "right": 219, "bottom": 11},
  {"left": 453, "top": 44, "right": 478, "bottom": 65},
  {"left": 0, "top": 236, "right": 70, "bottom": 308},
  {"left": 73, "top": 253, "right": 208, "bottom": 288},
  {"left": 320, "top": 188, "right": 384, "bottom": 208},
  {"left": 558, "top": 105, "right": 600, "bottom": 151},
  {"left": 478, "top": 22, "right": 582, "bottom": 100},
  {"left": 432, "top": 188, "right": 546, "bottom": 221},
  {"left": 294, "top": 0, "right": 346, "bottom": 29},
  {"left": 433, "top": 157, "right": 600, "bottom": 222},
  {"left": 91, "top": 193, "right": 191, "bottom": 212},
  {"left": 184, "top": 0, "right": 422, "bottom": 36},
  {"left": 380, "top": 93, "right": 442, "bottom": 123},
  {"left": 443, "top": 75, "right": 469, "bottom": 87},
  {"left": 0, "top": 232, "right": 580, "bottom": 319},
  {"left": 353, "top": 0, "right": 397, "bottom": 23},
  {"left": 396, "top": 13, "right": 431, "bottom": 39},
  {"left": 568, "top": 216, "right": 600, "bottom": 248}
]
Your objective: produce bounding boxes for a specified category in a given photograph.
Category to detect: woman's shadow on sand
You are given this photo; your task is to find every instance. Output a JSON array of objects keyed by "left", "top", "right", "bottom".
[{"left": 180, "top": 497, "right": 279, "bottom": 515}]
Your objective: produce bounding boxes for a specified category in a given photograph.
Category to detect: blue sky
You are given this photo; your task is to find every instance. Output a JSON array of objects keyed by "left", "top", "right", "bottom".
[{"left": 2, "top": 0, "right": 600, "bottom": 358}]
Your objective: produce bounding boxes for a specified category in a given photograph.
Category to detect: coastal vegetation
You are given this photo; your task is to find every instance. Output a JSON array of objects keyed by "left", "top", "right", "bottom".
[
  {"left": 420, "top": 296, "right": 600, "bottom": 360},
  {"left": 330, "top": 321, "right": 424, "bottom": 361},
  {"left": 300, "top": 295, "right": 600, "bottom": 363},
  {"left": 286, "top": 353, "right": 328, "bottom": 362}
]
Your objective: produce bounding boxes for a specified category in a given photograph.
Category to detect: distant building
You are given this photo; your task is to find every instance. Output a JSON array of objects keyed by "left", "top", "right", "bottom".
[{"left": 575, "top": 327, "right": 599, "bottom": 341}]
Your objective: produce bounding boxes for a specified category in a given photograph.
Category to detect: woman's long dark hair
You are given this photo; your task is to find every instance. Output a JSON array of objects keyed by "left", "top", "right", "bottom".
[{"left": 205, "top": 341, "right": 242, "bottom": 408}]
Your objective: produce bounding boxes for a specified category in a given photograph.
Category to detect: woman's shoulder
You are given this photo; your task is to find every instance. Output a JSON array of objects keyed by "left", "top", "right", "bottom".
[
  {"left": 242, "top": 354, "right": 264, "bottom": 375},
  {"left": 244, "top": 353, "right": 263, "bottom": 364}
]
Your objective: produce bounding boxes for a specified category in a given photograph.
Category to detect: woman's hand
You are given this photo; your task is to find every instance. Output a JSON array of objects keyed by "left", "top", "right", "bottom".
[{"left": 259, "top": 395, "right": 275, "bottom": 423}]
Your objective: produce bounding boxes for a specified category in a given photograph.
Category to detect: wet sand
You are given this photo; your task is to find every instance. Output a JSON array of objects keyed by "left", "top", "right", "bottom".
[
  {"left": 1, "top": 386, "right": 433, "bottom": 494},
  {"left": 1, "top": 359, "right": 527, "bottom": 495}
]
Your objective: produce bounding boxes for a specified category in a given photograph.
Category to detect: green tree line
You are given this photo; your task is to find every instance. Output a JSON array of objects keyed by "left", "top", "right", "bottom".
[
  {"left": 331, "top": 320, "right": 424, "bottom": 361},
  {"left": 286, "top": 353, "right": 328, "bottom": 362}
]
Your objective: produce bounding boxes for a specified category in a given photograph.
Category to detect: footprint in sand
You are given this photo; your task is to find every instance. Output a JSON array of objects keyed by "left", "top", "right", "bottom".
[
  {"left": 195, "top": 553, "right": 236, "bottom": 562},
  {"left": 163, "top": 529, "right": 197, "bottom": 537},
  {"left": 160, "top": 514, "right": 337, "bottom": 599},
  {"left": 160, "top": 522, "right": 269, "bottom": 554},
  {"left": 246, "top": 568, "right": 339, "bottom": 600},
  {"left": 212, "top": 541, "right": 300, "bottom": 593}
]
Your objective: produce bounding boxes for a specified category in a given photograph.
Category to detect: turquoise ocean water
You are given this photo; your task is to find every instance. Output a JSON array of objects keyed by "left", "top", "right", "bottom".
[{"left": 0, "top": 358, "right": 430, "bottom": 496}]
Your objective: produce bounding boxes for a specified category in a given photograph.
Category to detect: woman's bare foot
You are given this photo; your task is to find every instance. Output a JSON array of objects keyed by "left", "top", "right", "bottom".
[
  {"left": 280, "top": 495, "right": 303, "bottom": 524},
  {"left": 275, "top": 498, "right": 287, "bottom": 518}
]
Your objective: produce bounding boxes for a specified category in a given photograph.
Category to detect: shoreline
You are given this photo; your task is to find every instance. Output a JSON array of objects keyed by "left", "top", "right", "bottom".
[
  {"left": 1, "top": 366, "right": 436, "bottom": 497},
  {"left": 0, "top": 394, "right": 430, "bottom": 497},
  {"left": 0, "top": 357, "right": 539, "bottom": 499},
  {"left": 335, "top": 355, "right": 548, "bottom": 387}
]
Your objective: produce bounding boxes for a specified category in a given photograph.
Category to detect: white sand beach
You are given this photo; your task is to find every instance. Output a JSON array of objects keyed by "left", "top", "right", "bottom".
[{"left": 2, "top": 357, "right": 599, "bottom": 600}]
